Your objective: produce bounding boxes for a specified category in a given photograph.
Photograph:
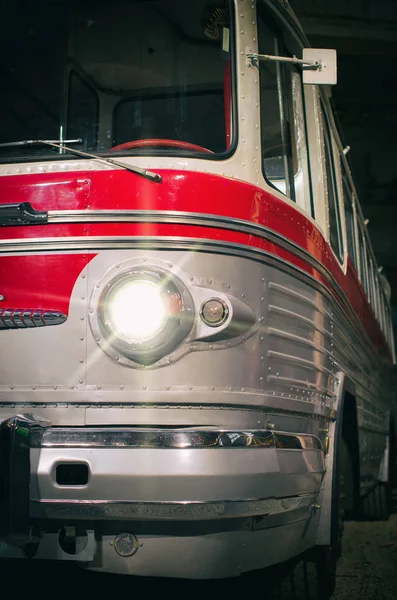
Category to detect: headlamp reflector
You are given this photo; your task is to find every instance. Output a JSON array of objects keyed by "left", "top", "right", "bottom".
[{"left": 107, "top": 280, "right": 166, "bottom": 342}]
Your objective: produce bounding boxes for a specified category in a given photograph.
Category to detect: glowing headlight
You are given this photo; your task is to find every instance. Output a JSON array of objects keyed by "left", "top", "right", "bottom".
[
  {"left": 95, "top": 268, "right": 193, "bottom": 365},
  {"left": 107, "top": 280, "right": 167, "bottom": 342}
]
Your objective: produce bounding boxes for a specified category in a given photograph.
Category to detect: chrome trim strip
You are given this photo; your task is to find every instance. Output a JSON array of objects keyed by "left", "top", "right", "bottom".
[
  {"left": 0, "top": 400, "right": 337, "bottom": 420},
  {"left": 33, "top": 493, "right": 315, "bottom": 521},
  {"left": 268, "top": 305, "right": 332, "bottom": 338},
  {"left": 46, "top": 208, "right": 338, "bottom": 294},
  {"left": 268, "top": 281, "right": 332, "bottom": 319},
  {"left": 31, "top": 428, "right": 322, "bottom": 451},
  {"left": 267, "top": 327, "right": 329, "bottom": 356},
  {"left": 0, "top": 309, "right": 66, "bottom": 329},
  {"left": 267, "top": 374, "right": 332, "bottom": 397},
  {"left": 268, "top": 350, "right": 336, "bottom": 378},
  {"left": 0, "top": 234, "right": 384, "bottom": 363}
]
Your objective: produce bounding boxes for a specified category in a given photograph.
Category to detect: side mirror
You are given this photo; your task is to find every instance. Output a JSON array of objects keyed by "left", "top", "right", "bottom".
[{"left": 302, "top": 49, "right": 337, "bottom": 85}]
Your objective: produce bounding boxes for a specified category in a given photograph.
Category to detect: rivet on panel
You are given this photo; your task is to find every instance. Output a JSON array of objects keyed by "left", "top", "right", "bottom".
[
  {"left": 189, "top": 386, "right": 193, "bottom": 391},
  {"left": 142, "top": 386, "right": 147, "bottom": 390},
  {"left": 80, "top": 337, "right": 84, "bottom": 341},
  {"left": 81, "top": 274, "right": 86, "bottom": 279},
  {"left": 97, "top": 385, "right": 101, "bottom": 390},
  {"left": 79, "top": 379, "right": 83, "bottom": 384},
  {"left": 115, "top": 356, "right": 119, "bottom": 361},
  {"left": 79, "top": 359, "right": 84, "bottom": 363},
  {"left": 10, "top": 385, "right": 14, "bottom": 390}
]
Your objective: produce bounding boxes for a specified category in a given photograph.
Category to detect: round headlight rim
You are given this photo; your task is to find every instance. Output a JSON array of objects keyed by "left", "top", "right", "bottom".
[
  {"left": 92, "top": 265, "right": 194, "bottom": 365},
  {"left": 98, "top": 270, "right": 182, "bottom": 346}
]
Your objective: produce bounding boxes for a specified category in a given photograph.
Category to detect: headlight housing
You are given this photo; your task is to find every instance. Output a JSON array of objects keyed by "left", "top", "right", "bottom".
[{"left": 94, "top": 267, "right": 194, "bottom": 365}]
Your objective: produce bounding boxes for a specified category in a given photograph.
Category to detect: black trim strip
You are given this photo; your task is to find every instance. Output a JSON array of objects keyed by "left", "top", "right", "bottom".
[{"left": 0, "top": 202, "right": 48, "bottom": 227}]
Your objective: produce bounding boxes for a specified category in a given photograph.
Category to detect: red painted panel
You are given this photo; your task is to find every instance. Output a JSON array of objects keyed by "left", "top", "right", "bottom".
[
  {"left": 0, "top": 168, "right": 390, "bottom": 357},
  {"left": 0, "top": 254, "right": 91, "bottom": 314},
  {"left": 0, "top": 173, "right": 91, "bottom": 210}
]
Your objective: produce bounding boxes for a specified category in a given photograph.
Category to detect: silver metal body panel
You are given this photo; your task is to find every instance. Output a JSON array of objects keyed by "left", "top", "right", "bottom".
[{"left": 0, "top": 245, "right": 391, "bottom": 575}]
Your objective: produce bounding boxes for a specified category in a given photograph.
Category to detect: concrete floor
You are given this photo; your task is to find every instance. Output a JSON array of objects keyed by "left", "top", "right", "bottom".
[{"left": 333, "top": 494, "right": 397, "bottom": 600}]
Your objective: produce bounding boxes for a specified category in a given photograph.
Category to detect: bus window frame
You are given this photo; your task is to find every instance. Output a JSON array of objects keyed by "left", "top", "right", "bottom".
[
  {"left": 256, "top": 9, "right": 314, "bottom": 216},
  {"left": 320, "top": 101, "right": 345, "bottom": 266},
  {"left": 290, "top": 70, "right": 314, "bottom": 217},
  {"left": 340, "top": 162, "right": 359, "bottom": 275}
]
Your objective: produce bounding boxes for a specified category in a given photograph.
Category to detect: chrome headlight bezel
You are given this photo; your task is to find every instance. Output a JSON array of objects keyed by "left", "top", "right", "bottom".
[{"left": 89, "top": 264, "right": 194, "bottom": 366}]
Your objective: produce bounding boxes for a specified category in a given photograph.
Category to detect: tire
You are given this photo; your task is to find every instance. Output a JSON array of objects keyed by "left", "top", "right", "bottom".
[
  {"left": 273, "top": 549, "right": 337, "bottom": 600},
  {"left": 361, "top": 482, "right": 391, "bottom": 521},
  {"left": 268, "top": 439, "right": 351, "bottom": 600},
  {"left": 360, "top": 432, "right": 392, "bottom": 521}
]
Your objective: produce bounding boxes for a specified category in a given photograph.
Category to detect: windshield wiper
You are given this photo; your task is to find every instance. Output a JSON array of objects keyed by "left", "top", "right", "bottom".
[{"left": 0, "top": 139, "right": 162, "bottom": 183}]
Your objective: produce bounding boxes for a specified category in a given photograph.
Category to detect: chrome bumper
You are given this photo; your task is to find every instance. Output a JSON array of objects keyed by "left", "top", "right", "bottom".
[{"left": 0, "top": 414, "right": 325, "bottom": 547}]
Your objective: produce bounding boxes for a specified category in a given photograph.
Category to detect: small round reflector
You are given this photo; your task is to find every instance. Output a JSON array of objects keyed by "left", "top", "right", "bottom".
[{"left": 200, "top": 298, "right": 228, "bottom": 327}]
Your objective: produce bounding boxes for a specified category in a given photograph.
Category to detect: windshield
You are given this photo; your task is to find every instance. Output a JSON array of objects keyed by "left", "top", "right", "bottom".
[{"left": 0, "top": 0, "right": 234, "bottom": 162}]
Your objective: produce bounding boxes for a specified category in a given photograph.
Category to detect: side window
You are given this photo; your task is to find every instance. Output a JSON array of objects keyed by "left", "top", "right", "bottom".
[
  {"left": 368, "top": 259, "right": 375, "bottom": 312},
  {"left": 374, "top": 272, "right": 381, "bottom": 323},
  {"left": 321, "top": 111, "right": 344, "bottom": 261},
  {"left": 257, "top": 15, "right": 313, "bottom": 216},
  {"left": 342, "top": 169, "right": 358, "bottom": 272},
  {"left": 358, "top": 225, "right": 369, "bottom": 297},
  {"left": 381, "top": 291, "right": 386, "bottom": 334}
]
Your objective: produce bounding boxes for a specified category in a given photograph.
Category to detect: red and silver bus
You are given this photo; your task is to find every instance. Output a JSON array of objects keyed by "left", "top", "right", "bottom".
[{"left": 0, "top": 0, "right": 395, "bottom": 597}]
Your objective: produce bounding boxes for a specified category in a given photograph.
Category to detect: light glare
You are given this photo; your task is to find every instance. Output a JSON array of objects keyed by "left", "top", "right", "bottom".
[{"left": 108, "top": 281, "right": 166, "bottom": 340}]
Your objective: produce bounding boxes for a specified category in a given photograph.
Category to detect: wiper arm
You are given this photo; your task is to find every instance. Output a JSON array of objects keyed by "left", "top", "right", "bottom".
[{"left": 0, "top": 139, "right": 162, "bottom": 183}]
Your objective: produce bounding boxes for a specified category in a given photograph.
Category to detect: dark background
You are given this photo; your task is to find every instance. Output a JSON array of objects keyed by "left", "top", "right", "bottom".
[{"left": 292, "top": 0, "right": 397, "bottom": 352}]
